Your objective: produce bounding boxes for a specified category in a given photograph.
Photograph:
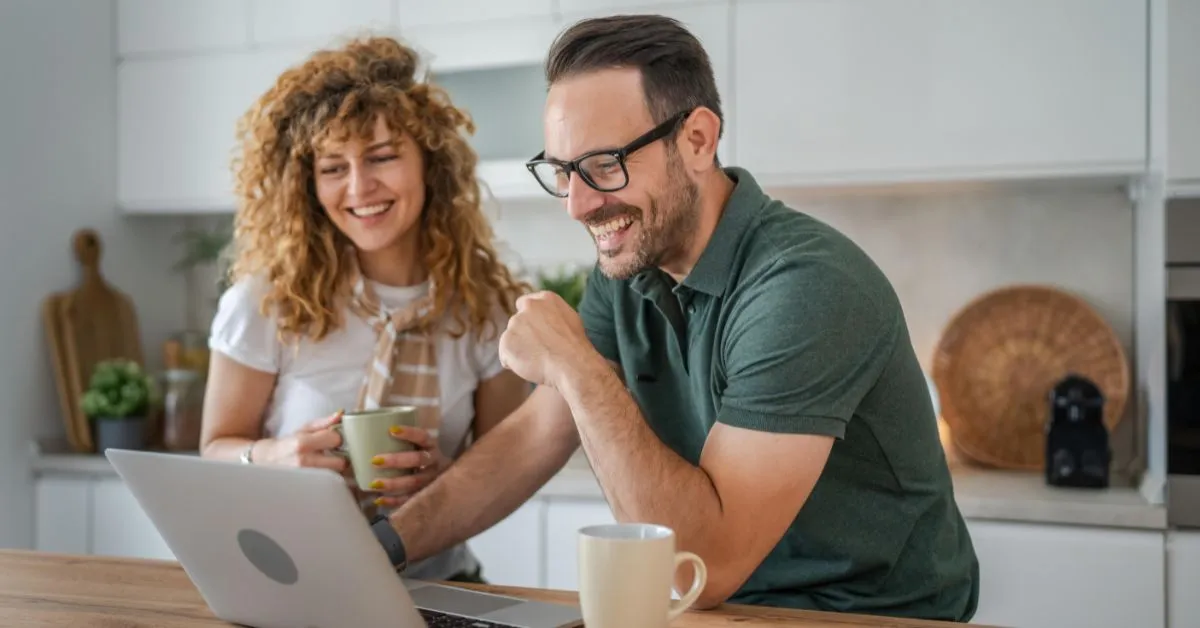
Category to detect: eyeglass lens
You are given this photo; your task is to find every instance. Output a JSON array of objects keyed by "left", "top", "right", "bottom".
[{"left": 530, "top": 152, "right": 627, "bottom": 197}]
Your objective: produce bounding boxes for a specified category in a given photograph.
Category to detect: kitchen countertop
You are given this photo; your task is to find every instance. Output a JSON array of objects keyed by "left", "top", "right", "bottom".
[
  {"left": 30, "top": 438, "right": 1167, "bottom": 531},
  {"left": 0, "top": 549, "right": 983, "bottom": 627}
]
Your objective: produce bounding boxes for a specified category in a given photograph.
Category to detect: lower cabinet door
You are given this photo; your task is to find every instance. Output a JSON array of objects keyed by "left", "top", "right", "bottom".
[
  {"left": 543, "top": 499, "right": 616, "bottom": 592},
  {"left": 34, "top": 476, "right": 90, "bottom": 554},
  {"left": 967, "top": 519, "right": 1165, "bottom": 628},
  {"left": 89, "top": 477, "right": 175, "bottom": 561},
  {"left": 467, "top": 501, "right": 545, "bottom": 588}
]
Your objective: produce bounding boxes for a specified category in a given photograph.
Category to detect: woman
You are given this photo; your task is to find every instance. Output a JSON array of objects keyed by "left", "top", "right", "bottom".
[{"left": 198, "top": 35, "right": 531, "bottom": 583}]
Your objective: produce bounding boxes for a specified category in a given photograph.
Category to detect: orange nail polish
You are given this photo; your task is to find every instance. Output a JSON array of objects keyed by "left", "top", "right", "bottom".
[
  {"left": 369, "top": 480, "right": 384, "bottom": 490},
  {"left": 390, "top": 426, "right": 403, "bottom": 435},
  {"left": 371, "top": 456, "right": 384, "bottom": 466},
  {"left": 374, "top": 497, "right": 386, "bottom": 507}
]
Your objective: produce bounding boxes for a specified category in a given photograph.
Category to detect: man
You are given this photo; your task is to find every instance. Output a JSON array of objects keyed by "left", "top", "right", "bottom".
[{"left": 373, "top": 14, "right": 979, "bottom": 621}]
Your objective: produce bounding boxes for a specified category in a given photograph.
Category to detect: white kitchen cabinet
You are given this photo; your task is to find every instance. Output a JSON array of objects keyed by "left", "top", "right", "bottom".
[
  {"left": 251, "top": 0, "right": 392, "bottom": 47},
  {"left": 1167, "top": 530, "right": 1200, "bottom": 628},
  {"left": 394, "top": 1, "right": 558, "bottom": 76},
  {"left": 33, "top": 476, "right": 90, "bottom": 555},
  {"left": 117, "top": 48, "right": 309, "bottom": 213},
  {"left": 1167, "top": 0, "right": 1200, "bottom": 196},
  {"left": 90, "top": 477, "right": 175, "bottom": 561},
  {"left": 734, "top": 0, "right": 1147, "bottom": 187},
  {"left": 396, "top": 0, "right": 551, "bottom": 28},
  {"left": 34, "top": 475, "right": 173, "bottom": 561},
  {"left": 543, "top": 499, "right": 616, "bottom": 592},
  {"left": 399, "top": 18, "right": 560, "bottom": 77},
  {"left": 559, "top": 0, "right": 693, "bottom": 13},
  {"left": 117, "top": 0, "right": 250, "bottom": 57},
  {"left": 967, "top": 520, "right": 1165, "bottom": 628},
  {"left": 467, "top": 501, "right": 545, "bottom": 588},
  {"left": 116, "top": 38, "right": 549, "bottom": 213},
  {"left": 560, "top": 1, "right": 734, "bottom": 167}
]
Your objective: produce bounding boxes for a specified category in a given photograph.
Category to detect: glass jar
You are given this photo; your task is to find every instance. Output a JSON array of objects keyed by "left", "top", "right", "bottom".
[
  {"left": 175, "top": 330, "right": 211, "bottom": 375},
  {"left": 161, "top": 369, "right": 204, "bottom": 452}
]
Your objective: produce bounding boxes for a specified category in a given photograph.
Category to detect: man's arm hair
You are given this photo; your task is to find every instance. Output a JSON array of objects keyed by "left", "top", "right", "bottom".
[{"left": 388, "top": 385, "right": 580, "bottom": 562}]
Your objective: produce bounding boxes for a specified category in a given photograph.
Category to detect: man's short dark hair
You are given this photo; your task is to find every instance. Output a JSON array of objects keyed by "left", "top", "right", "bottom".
[{"left": 545, "top": 14, "right": 724, "bottom": 141}]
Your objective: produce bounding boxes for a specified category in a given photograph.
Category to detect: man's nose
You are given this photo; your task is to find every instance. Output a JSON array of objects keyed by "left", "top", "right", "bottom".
[{"left": 565, "top": 173, "right": 604, "bottom": 222}]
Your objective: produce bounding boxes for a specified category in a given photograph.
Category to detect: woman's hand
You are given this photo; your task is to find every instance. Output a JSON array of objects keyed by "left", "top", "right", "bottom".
[
  {"left": 253, "top": 411, "right": 347, "bottom": 473},
  {"left": 367, "top": 425, "right": 448, "bottom": 509}
]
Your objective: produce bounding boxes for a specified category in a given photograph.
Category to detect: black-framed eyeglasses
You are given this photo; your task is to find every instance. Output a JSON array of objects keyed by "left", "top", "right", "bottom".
[{"left": 524, "top": 109, "right": 693, "bottom": 198}]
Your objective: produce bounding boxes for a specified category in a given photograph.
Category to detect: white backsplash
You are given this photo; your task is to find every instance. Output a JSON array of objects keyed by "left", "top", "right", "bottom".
[
  {"left": 187, "top": 180, "right": 1141, "bottom": 479},
  {"left": 485, "top": 180, "right": 1140, "bottom": 479},
  {"left": 490, "top": 181, "right": 1133, "bottom": 364}
]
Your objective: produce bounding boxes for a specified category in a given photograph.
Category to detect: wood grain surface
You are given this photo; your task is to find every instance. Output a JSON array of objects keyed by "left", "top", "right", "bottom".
[{"left": 0, "top": 549, "right": 995, "bottom": 627}]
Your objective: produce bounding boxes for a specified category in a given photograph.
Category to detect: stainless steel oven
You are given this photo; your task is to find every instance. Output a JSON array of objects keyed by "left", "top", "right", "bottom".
[{"left": 1167, "top": 199, "right": 1200, "bottom": 527}]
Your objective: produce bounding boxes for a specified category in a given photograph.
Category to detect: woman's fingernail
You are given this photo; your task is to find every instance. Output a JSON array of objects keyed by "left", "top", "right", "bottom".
[
  {"left": 371, "top": 456, "right": 384, "bottom": 466},
  {"left": 374, "top": 497, "right": 386, "bottom": 507},
  {"left": 369, "top": 480, "right": 384, "bottom": 490},
  {"left": 390, "top": 426, "right": 404, "bottom": 435},
  {"left": 335, "top": 409, "right": 345, "bottom": 418}
]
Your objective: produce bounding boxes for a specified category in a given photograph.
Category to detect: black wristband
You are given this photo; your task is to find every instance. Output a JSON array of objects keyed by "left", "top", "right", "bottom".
[{"left": 369, "top": 515, "right": 408, "bottom": 572}]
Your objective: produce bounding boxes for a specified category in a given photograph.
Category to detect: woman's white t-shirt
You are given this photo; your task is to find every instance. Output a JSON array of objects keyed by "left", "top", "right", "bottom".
[{"left": 208, "top": 272, "right": 508, "bottom": 580}]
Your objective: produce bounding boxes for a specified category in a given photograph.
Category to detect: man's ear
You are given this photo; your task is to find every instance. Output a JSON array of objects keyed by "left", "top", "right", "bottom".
[{"left": 678, "top": 107, "right": 722, "bottom": 169}]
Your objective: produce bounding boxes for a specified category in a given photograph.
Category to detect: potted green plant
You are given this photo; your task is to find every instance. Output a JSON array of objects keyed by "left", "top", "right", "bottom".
[
  {"left": 173, "top": 221, "right": 234, "bottom": 334},
  {"left": 81, "top": 359, "right": 158, "bottom": 452},
  {"left": 173, "top": 223, "right": 233, "bottom": 294},
  {"left": 537, "top": 265, "right": 589, "bottom": 310}
]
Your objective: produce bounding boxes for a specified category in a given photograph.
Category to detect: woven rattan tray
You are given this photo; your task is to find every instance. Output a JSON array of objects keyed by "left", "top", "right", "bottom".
[{"left": 932, "top": 285, "right": 1129, "bottom": 470}]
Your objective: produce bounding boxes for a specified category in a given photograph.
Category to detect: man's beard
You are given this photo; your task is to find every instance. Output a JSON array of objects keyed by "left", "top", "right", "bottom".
[{"left": 591, "top": 151, "right": 700, "bottom": 281}]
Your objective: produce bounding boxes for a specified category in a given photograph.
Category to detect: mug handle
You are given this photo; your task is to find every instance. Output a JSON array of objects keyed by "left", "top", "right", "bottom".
[
  {"left": 329, "top": 424, "right": 348, "bottom": 458},
  {"left": 666, "top": 551, "right": 707, "bottom": 621}
]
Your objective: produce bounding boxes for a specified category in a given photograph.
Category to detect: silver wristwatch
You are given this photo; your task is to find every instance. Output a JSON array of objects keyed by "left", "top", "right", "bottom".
[{"left": 240, "top": 442, "right": 255, "bottom": 464}]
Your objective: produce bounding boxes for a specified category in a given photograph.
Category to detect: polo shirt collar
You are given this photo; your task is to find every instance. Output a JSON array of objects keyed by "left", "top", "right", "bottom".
[{"left": 679, "top": 166, "right": 765, "bottom": 297}]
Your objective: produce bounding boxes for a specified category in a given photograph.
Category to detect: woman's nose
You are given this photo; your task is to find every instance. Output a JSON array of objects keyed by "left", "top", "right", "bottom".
[{"left": 347, "top": 165, "right": 376, "bottom": 198}]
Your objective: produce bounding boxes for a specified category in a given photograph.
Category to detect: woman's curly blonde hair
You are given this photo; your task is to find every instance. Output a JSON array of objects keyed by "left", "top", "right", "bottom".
[{"left": 228, "top": 35, "right": 530, "bottom": 344}]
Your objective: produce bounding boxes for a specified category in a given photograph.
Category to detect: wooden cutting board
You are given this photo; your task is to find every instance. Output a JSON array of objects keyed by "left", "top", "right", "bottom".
[
  {"left": 41, "top": 294, "right": 84, "bottom": 451},
  {"left": 42, "top": 229, "right": 144, "bottom": 453}
]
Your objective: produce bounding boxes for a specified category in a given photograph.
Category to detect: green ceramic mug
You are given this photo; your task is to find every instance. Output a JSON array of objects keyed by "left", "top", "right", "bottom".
[{"left": 331, "top": 406, "right": 420, "bottom": 491}]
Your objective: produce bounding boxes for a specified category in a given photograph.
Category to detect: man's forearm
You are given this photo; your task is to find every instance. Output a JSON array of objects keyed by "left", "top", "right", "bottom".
[
  {"left": 556, "top": 356, "right": 726, "bottom": 563},
  {"left": 388, "top": 393, "right": 578, "bottom": 563}
]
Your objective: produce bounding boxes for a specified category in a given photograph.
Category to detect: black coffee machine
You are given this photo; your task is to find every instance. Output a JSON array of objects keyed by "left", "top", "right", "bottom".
[{"left": 1045, "top": 373, "right": 1110, "bottom": 488}]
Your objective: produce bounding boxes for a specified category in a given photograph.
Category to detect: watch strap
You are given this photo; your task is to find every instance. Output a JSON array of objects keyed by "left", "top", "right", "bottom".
[{"left": 369, "top": 515, "right": 407, "bottom": 571}]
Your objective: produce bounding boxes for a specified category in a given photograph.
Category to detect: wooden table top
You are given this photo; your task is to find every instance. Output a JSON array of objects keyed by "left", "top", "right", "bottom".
[{"left": 0, "top": 549, "right": 987, "bottom": 627}]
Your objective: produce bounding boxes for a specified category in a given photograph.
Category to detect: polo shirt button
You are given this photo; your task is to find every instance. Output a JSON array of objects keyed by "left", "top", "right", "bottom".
[{"left": 687, "top": 304, "right": 696, "bottom": 314}]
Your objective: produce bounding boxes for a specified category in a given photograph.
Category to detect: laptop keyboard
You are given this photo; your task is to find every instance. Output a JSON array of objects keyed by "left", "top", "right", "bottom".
[{"left": 418, "top": 608, "right": 522, "bottom": 628}]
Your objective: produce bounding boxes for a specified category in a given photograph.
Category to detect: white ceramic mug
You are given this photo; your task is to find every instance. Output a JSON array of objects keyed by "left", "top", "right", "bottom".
[{"left": 577, "top": 523, "right": 707, "bottom": 628}]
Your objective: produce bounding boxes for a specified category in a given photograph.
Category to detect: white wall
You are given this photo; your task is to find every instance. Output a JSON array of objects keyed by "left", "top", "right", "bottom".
[
  {"left": 489, "top": 181, "right": 1141, "bottom": 479},
  {"left": 0, "top": 0, "right": 186, "bottom": 548}
]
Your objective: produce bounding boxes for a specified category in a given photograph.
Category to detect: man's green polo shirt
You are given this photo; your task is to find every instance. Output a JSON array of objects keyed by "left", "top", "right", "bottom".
[{"left": 576, "top": 167, "right": 979, "bottom": 622}]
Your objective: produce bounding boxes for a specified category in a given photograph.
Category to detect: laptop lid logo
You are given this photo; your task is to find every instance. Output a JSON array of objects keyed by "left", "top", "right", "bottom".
[{"left": 237, "top": 528, "right": 299, "bottom": 585}]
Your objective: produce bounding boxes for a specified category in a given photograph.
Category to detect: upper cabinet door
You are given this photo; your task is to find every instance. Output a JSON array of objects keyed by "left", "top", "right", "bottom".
[
  {"left": 251, "top": 0, "right": 393, "bottom": 47},
  {"left": 118, "top": 0, "right": 250, "bottom": 56},
  {"left": 734, "top": 0, "right": 1148, "bottom": 187},
  {"left": 395, "top": 0, "right": 558, "bottom": 73},
  {"left": 118, "top": 48, "right": 307, "bottom": 213},
  {"left": 1167, "top": 0, "right": 1200, "bottom": 192},
  {"left": 559, "top": 2, "right": 734, "bottom": 166},
  {"left": 559, "top": 0, "right": 693, "bottom": 13},
  {"left": 396, "top": 0, "right": 550, "bottom": 27}
]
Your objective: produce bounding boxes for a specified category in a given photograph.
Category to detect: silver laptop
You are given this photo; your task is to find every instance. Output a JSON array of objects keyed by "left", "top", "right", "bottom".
[{"left": 105, "top": 448, "right": 583, "bottom": 628}]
